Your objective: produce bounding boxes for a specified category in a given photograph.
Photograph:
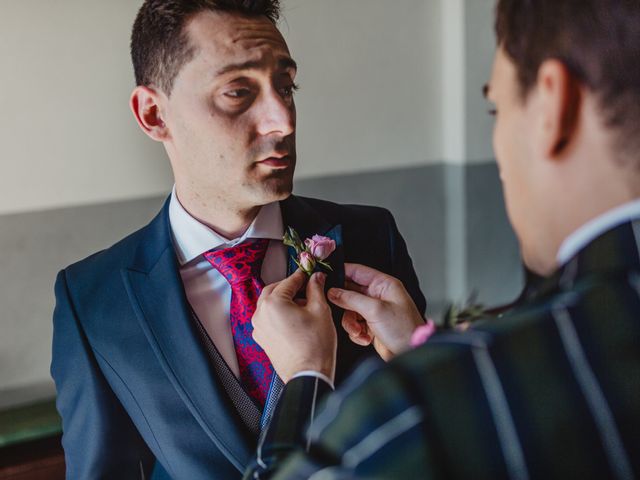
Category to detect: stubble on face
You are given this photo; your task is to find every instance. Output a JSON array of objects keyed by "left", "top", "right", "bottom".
[{"left": 164, "top": 11, "right": 298, "bottom": 222}]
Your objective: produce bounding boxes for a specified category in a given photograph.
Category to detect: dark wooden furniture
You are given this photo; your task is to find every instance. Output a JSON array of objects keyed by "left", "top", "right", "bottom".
[{"left": 0, "top": 401, "right": 64, "bottom": 479}]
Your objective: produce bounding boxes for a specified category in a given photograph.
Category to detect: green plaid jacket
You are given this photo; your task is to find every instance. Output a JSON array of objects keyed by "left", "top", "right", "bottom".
[{"left": 244, "top": 221, "right": 640, "bottom": 479}]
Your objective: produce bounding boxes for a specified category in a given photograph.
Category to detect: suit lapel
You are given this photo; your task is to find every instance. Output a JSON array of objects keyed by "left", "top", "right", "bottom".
[{"left": 121, "top": 199, "right": 251, "bottom": 471}]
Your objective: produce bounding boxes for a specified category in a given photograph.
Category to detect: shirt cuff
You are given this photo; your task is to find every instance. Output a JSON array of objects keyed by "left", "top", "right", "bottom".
[{"left": 290, "top": 371, "right": 335, "bottom": 390}]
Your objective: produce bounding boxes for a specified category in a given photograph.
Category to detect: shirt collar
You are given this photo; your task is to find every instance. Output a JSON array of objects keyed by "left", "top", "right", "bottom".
[
  {"left": 168, "top": 186, "right": 284, "bottom": 266},
  {"left": 556, "top": 198, "right": 640, "bottom": 266}
]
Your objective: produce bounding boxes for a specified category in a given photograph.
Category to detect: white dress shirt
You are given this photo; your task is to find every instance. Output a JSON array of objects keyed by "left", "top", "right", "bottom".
[
  {"left": 168, "top": 187, "right": 287, "bottom": 379},
  {"left": 557, "top": 199, "right": 640, "bottom": 266}
]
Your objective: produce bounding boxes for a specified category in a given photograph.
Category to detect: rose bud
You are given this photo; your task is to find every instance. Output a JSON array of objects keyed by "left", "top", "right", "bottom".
[
  {"left": 304, "top": 235, "right": 337, "bottom": 261},
  {"left": 299, "top": 251, "right": 316, "bottom": 274}
]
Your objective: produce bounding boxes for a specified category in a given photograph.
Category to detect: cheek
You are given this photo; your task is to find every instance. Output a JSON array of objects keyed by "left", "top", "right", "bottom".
[
  {"left": 492, "top": 116, "right": 525, "bottom": 226},
  {"left": 492, "top": 117, "right": 510, "bottom": 179}
]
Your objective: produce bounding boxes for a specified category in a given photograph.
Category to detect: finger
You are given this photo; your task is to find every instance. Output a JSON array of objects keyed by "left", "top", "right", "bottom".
[
  {"left": 272, "top": 269, "right": 308, "bottom": 299},
  {"left": 345, "top": 263, "right": 406, "bottom": 300},
  {"left": 261, "top": 281, "right": 278, "bottom": 298},
  {"left": 341, "top": 310, "right": 363, "bottom": 337},
  {"left": 341, "top": 313, "right": 373, "bottom": 346},
  {"left": 344, "top": 279, "right": 368, "bottom": 295},
  {"left": 347, "top": 333, "right": 373, "bottom": 346},
  {"left": 294, "top": 299, "right": 308, "bottom": 307},
  {"left": 306, "top": 272, "right": 328, "bottom": 307},
  {"left": 328, "top": 287, "right": 383, "bottom": 318},
  {"left": 344, "top": 263, "right": 392, "bottom": 289}
]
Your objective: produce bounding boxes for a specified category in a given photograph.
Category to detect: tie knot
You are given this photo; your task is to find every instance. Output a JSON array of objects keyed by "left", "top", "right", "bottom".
[{"left": 204, "top": 239, "right": 270, "bottom": 284}]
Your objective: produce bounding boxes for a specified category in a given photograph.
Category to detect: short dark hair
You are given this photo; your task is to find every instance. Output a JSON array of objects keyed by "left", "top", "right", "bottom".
[
  {"left": 495, "top": 0, "right": 640, "bottom": 162},
  {"left": 131, "top": 0, "right": 281, "bottom": 94}
]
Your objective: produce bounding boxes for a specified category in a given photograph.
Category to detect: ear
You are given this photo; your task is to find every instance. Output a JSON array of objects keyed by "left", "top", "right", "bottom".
[
  {"left": 536, "top": 59, "right": 582, "bottom": 158},
  {"left": 129, "top": 86, "right": 171, "bottom": 142}
]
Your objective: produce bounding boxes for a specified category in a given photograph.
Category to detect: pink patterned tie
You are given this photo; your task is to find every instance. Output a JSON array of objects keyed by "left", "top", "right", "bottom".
[{"left": 204, "top": 239, "right": 273, "bottom": 407}]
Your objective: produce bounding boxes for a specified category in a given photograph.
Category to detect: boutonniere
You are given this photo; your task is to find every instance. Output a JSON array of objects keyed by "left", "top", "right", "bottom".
[
  {"left": 410, "top": 292, "right": 498, "bottom": 348},
  {"left": 442, "top": 291, "right": 495, "bottom": 332},
  {"left": 283, "top": 227, "right": 336, "bottom": 275}
]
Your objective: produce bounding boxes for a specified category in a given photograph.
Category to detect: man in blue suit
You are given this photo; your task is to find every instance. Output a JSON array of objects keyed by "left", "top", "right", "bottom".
[{"left": 50, "top": 1, "right": 426, "bottom": 478}]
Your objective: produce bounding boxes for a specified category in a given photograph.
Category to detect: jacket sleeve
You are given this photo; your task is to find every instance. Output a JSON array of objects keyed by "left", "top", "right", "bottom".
[
  {"left": 243, "top": 375, "right": 334, "bottom": 479},
  {"left": 243, "top": 357, "right": 432, "bottom": 480},
  {"left": 51, "top": 269, "right": 154, "bottom": 479},
  {"left": 385, "top": 210, "right": 427, "bottom": 316}
]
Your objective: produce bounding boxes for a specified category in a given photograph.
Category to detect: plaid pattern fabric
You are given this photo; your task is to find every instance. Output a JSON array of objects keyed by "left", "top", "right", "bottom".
[{"left": 244, "top": 221, "right": 640, "bottom": 479}]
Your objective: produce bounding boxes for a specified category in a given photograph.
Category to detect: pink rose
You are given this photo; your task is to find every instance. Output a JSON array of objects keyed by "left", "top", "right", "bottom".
[
  {"left": 299, "top": 251, "right": 316, "bottom": 273},
  {"left": 304, "top": 235, "right": 336, "bottom": 260},
  {"left": 410, "top": 319, "right": 436, "bottom": 348}
]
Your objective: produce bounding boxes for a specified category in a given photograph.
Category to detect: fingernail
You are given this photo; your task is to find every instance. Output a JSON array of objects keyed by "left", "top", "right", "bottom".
[{"left": 328, "top": 288, "right": 338, "bottom": 299}]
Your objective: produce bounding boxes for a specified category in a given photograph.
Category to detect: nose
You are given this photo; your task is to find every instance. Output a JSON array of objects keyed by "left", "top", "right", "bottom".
[{"left": 256, "top": 88, "right": 295, "bottom": 138}]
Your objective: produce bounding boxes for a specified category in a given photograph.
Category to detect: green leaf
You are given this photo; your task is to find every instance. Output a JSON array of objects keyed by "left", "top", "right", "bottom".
[
  {"left": 284, "top": 226, "right": 304, "bottom": 254},
  {"left": 442, "top": 294, "right": 495, "bottom": 330},
  {"left": 290, "top": 227, "right": 303, "bottom": 247},
  {"left": 317, "top": 260, "right": 334, "bottom": 272}
]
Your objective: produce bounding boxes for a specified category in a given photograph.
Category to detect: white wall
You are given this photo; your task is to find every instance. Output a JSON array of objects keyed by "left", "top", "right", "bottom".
[
  {"left": 282, "top": 0, "right": 444, "bottom": 177},
  {"left": 464, "top": 0, "right": 497, "bottom": 162},
  {"left": 0, "top": 1, "right": 172, "bottom": 216},
  {"left": 441, "top": 0, "right": 496, "bottom": 164}
]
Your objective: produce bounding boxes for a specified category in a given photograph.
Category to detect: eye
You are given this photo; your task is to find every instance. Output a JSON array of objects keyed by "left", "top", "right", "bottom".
[
  {"left": 224, "top": 88, "right": 252, "bottom": 99},
  {"left": 488, "top": 108, "right": 497, "bottom": 117},
  {"left": 279, "top": 83, "right": 300, "bottom": 98}
]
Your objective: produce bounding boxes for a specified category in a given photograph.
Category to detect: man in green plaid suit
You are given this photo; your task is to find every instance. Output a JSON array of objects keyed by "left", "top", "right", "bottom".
[{"left": 243, "top": 0, "right": 640, "bottom": 478}]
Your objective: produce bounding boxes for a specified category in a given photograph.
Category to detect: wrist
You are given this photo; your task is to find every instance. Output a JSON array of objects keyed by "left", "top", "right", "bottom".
[
  {"left": 286, "top": 356, "right": 335, "bottom": 385},
  {"left": 290, "top": 370, "right": 335, "bottom": 389},
  {"left": 389, "top": 312, "right": 426, "bottom": 356}
]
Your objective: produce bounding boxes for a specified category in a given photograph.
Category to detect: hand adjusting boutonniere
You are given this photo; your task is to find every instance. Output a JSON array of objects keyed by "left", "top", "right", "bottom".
[{"left": 283, "top": 227, "right": 336, "bottom": 275}]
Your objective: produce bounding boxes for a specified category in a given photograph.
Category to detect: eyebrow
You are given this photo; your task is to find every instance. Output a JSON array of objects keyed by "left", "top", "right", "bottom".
[
  {"left": 482, "top": 83, "right": 490, "bottom": 99},
  {"left": 216, "top": 57, "right": 298, "bottom": 77}
]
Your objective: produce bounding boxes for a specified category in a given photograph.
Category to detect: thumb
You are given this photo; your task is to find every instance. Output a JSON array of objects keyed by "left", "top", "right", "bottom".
[
  {"left": 273, "top": 269, "right": 307, "bottom": 299},
  {"left": 306, "top": 272, "right": 328, "bottom": 307},
  {"left": 328, "top": 287, "right": 383, "bottom": 319}
]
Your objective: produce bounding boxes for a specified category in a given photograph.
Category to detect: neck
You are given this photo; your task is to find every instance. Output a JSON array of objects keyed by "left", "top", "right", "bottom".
[
  {"left": 522, "top": 96, "right": 640, "bottom": 276},
  {"left": 534, "top": 155, "right": 639, "bottom": 275},
  {"left": 174, "top": 186, "right": 261, "bottom": 240}
]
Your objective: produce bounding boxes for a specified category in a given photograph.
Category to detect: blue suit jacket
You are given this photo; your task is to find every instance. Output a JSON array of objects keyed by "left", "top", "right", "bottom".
[{"left": 51, "top": 194, "right": 426, "bottom": 479}]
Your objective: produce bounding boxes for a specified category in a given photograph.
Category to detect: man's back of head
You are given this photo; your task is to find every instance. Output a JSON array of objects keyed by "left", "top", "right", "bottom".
[{"left": 487, "top": 0, "right": 640, "bottom": 275}]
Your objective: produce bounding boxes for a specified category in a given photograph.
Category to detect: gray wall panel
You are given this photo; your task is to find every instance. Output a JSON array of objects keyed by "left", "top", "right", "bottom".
[
  {"left": 0, "top": 196, "right": 166, "bottom": 404},
  {"left": 465, "top": 162, "right": 523, "bottom": 305}
]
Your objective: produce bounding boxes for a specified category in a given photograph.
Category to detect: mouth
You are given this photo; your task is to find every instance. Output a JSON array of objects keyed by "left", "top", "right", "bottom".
[{"left": 258, "top": 155, "right": 292, "bottom": 169}]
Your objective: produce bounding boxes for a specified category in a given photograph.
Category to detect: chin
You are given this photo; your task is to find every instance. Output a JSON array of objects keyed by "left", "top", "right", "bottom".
[
  {"left": 520, "top": 240, "right": 557, "bottom": 277},
  {"left": 253, "top": 176, "right": 294, "bottom": 204}
]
